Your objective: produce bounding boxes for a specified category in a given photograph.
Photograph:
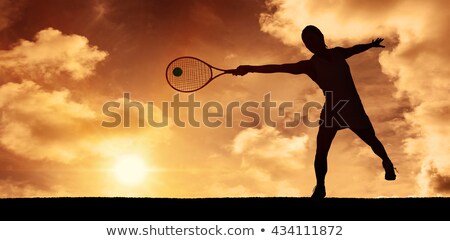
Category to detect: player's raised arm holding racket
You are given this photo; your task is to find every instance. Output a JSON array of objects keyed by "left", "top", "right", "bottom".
[
  {"left": 165, "top": 58, "right": 313, "bottom": 92},
  {"left": 232, "top": 60, "right": 314, "bottom": 76}
]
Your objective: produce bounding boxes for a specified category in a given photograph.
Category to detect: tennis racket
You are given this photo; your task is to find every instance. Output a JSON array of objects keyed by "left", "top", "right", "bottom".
[{"left": 166, "top": 56, "right": 235, "bottom": 92}]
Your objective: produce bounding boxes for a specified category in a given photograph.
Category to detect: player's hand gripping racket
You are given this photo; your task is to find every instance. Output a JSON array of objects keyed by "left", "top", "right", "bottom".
[{"left": 166, "top": 56, "right": 235, "bottom": 92}]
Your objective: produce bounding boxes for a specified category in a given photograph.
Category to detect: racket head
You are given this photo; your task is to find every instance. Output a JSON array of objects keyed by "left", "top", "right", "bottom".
[{"left": 166, "top": 57, "right": 213, "bottom": 92}]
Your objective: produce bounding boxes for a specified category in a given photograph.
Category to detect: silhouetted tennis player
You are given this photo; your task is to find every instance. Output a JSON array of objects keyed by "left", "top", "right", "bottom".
[{"left": 233, "top": 25, "right": 397, "bottom": 199}]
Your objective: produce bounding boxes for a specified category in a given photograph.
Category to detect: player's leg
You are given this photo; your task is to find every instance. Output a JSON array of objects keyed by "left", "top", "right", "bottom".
[
  {"left": 312, "top": 126, "right": 338, "bottom": 198},
  {"left": 351, "top": 126, "right": 396, "bottom": 180}
]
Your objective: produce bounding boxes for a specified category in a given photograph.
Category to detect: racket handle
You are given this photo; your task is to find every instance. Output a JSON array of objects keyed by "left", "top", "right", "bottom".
[{"left": 224, "top": 69, "right": 236, "bottom": 74}]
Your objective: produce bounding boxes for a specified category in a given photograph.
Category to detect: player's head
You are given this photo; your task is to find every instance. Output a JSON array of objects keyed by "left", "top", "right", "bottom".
[{"left": 301, "top": 25, "right": 327, "bottom": 54}]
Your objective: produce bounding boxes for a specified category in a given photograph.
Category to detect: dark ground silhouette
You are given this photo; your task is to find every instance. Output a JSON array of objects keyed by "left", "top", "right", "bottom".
[{"left": 1, "top": 197, "right": 448, "bottom": 221}]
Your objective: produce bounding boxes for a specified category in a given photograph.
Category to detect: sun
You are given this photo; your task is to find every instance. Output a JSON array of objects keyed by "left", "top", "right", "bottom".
[{"left": 114, "top": 154, "right": 149, "bottom": 186}]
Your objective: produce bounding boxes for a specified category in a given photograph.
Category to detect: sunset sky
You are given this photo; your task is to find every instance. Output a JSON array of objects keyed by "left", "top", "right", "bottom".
[{"left": 0, "top": 0, "right": 449, "bottom": 198}]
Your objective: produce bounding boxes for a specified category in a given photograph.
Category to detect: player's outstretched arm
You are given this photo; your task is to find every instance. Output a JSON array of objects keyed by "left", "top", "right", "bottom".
[
  {"left": 340, "top": 38, "right": 385, "bottom": 59},
  {"left": 232, "top": 60, "right": 311, "bottom": 76}
]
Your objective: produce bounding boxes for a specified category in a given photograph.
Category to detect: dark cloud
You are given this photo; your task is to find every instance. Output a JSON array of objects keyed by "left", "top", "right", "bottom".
[
  {"left": 429, "top": 167, "right": 450, "bottom": 194},
  {"left": 0, "top": 146, "right": 61, "bottom": 197}
]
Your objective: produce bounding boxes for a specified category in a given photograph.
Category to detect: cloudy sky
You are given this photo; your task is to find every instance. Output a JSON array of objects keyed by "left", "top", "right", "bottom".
[{"left": 0, "top": 0, "right": 448, "bottom": 198}]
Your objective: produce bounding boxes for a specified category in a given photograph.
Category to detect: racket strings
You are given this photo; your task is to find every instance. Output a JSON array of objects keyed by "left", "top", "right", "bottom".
[{"left": 167, "top": 58, "right": 212, "bottom": 92}]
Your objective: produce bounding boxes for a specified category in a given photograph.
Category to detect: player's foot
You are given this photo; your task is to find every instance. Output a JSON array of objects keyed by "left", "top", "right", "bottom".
[
  {"left": 383, "top": 161, "right": 397, "bottom": 181},
  {"left": 311, "top": 185, "right": 326, "bottom": 199}
]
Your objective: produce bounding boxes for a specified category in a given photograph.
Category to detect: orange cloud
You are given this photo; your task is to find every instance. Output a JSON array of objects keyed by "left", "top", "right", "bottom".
[
  {"left": 0, "top": 28, "right": 108, "bottom": 81},
  {"left": 233, "top": 126, "right": 308, "bottom": 172},
  {"left": 0, "top": 80, "right": 96, "bottom": 162},
  {"left": 193, "top": 126, "right": 310, "bottom": 197},
  {"left": 0, "top": 179, "right": 71, "bottom": 198}
]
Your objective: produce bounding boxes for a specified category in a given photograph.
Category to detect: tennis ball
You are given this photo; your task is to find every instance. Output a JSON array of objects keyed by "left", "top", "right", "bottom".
[{"left": 173, "top": 67, "right": 183, "bottom": 77}]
